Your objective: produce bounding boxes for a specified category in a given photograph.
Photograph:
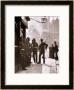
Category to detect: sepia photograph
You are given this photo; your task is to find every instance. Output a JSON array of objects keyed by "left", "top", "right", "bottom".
[
  {"left": 15, "top": 16, "right": 59, "bottom": 73},
  {"left": 1, "top": 1, "right": 73, "bottom": 89}
]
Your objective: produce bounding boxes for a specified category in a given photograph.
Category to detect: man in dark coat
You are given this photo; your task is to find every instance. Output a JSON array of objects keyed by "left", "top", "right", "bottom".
[
  {"left": 54, "top": 41, "right": 59, "bottom": 60},
  {"left": 31, "top": 38, "right": 38, "bottom": 63},
  {"left": 51, "top": 44, "right": 54, "bottom": 59},
  {"left": 25, "top": 37, "right": 32, "bottom": 66},
  {"left": 38, "top": 39, "right": 48, "bottom": 64}
]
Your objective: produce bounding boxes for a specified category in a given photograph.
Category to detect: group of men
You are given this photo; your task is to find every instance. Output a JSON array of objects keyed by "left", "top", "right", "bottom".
[
  {"left": 19, "top": 37, "right": 58, "bottom": 70},
  {"left": 31, "top": 38, "right": 48, "bottom": 64},
  {"left": 19, "top": 37, "right": 48, "bottom": 69}
]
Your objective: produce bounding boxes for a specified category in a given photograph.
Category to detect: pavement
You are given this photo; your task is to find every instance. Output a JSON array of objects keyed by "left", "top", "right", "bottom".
[{"left": 17, "top": 49, "right": 59, "bottom": 73}]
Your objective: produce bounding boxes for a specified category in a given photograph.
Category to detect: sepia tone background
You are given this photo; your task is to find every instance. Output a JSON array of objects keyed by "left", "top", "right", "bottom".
[{"left": 0, "top": 0, "right": 73, "bottom": 89}]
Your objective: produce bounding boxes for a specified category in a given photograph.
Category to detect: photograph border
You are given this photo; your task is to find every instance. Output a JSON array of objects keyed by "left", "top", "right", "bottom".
[{"left": 1, "top": 1, "right": 73, "bottom": 89}]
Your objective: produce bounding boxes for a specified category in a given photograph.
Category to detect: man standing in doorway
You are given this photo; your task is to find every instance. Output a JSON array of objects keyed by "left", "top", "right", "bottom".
[{"left": 25, "top": 37, "right": 32, "bottom": 66}]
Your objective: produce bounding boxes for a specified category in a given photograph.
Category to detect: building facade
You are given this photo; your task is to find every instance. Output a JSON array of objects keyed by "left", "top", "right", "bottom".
[
  {"left": 15, "top": 16, "right": 30, "bottom": 72},
  {"left": 41, "top": 16, "right": 59, "bottom": 47}
]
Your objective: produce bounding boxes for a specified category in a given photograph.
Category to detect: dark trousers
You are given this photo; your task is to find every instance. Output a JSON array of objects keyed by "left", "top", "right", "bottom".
[
  {"left": 54, "top": 52, "right": 58, "bottom": 60},
  {"left": 39, "top": 52, "right": 45, "bottom": 63},
  {"left": 33, "top": 52, "right": 37, "bottom": 63}
]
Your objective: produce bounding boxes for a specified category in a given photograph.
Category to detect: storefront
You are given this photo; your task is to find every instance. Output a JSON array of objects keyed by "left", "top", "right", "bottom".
[{"left": 15, "top": 16, "right": 30, "bottom": 72}]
